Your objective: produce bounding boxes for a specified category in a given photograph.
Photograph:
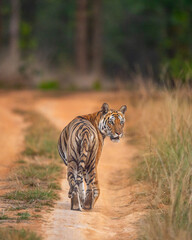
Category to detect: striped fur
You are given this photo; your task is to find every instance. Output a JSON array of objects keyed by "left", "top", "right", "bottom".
[{"left": 58, "top": 103, "right": 127, "bottom": 210}]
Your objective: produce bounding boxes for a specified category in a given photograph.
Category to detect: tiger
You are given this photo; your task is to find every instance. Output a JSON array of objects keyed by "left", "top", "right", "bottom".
[{"left": 58, "top": 103, "right": 127, "bottom": 211}]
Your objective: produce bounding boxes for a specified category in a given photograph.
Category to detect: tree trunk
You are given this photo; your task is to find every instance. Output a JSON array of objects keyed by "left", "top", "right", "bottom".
[
  {"left": 10, "top": 0, "right": 20, "bottom": 72},
  {"left": 0, "top": 0, "right": 2, "bottom": 48},
  {"left": 76, "top": 0, "right": 88, "bottom": 74},
  {"left": 92, "top": 0, "right": 102, "bottom": 74}
]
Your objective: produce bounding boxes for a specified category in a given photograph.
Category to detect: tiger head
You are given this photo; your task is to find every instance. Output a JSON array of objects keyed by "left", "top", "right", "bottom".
[{"left": 99, "top": 103, "right": 127, "bottom": 142}]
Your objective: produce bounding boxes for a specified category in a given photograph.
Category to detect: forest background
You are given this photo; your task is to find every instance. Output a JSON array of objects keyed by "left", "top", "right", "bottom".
[{"left": 0, "top": 0, "right": 192, "bottom": 89}]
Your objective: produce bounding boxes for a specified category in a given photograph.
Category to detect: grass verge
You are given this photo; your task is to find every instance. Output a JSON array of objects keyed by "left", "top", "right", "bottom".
[
  {"left": 4, "top": 111, "right": 62, "bottom": 205},
  {"left": 5, "top": 189, "right": 58, "bottom": 202},
  {"left": 0, "top": 228, "right": 41, "bottom": 240},
  {"left": 0, "top": 110, "right": 62, "bottom": 239},
  {"left": 133, "top": 90, "right": 192, "bottom": 239},
  {"left": 17, "top": 212, "right": 31, "bottom": 220}
]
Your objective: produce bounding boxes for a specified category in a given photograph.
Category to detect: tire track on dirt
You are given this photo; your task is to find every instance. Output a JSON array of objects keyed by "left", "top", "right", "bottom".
[{"left": 36, "top": 92, "right": 148, "bottom": 240}]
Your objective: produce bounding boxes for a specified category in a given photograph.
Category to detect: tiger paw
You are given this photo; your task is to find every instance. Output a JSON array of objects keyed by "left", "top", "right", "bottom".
[
  {"left": 71, "top": 192, "right": 82, "bottom": 211},
  {"left": 83, "top": 190, "right": 93, "bottom": 210}
]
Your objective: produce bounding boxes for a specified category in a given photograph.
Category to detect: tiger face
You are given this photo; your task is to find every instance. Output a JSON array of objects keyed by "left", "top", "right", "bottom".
[{"left": 99, "top": 103, "right": 127, "bottom": 142}]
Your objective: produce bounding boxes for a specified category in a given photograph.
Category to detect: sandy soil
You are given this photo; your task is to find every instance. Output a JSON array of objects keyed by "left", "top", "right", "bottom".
[
  {"left": 0, "top": 92, "right": 25, "bottom": 181},
  {"left": 0, "top": 90, "right": 42, "bottom": 182},
  {"left": 36, "top": 92, "right": 149, "bottom": 240}
]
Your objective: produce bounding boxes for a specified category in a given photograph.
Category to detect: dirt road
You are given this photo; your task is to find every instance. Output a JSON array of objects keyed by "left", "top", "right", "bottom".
[
  {"left": 0, "top": 92, "right": 24, "bottom": 180},
  {"left": 0, "top": 91, "right": 148, "bottom": 239},
  {"left": 36, "top": 92, "right": 148, "bottom": 240}
]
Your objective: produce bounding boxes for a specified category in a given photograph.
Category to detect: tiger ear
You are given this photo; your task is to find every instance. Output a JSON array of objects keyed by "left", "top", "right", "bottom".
[
  {"left": 119, "top": 105, "right": 127, "bottom": 114},
  {"left": 101, "top": 103, "right": 109, "bottom": 114}
]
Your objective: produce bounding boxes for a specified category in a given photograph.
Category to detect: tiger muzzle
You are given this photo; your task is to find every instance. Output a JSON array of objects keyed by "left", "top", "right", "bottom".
[{"left": 110, "top": 133, "right": 123, "bottom": 142}]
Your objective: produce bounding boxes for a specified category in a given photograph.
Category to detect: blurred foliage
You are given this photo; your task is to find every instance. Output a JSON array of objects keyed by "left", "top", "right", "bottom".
[
  {"left": 103, "top": 0, "right": 192, "bottom": 80},
  {"left": 92, "top": 80, "right": 102, "bottom": 91},
  {"left": 38, "top": 80, "right": 59, "bottom": 90},
  {"left": 67, "top": 83, "right": 78, "bottom": 92},
  {"left": 1, "top": 0, "right": 192, "bottom": 82},
  {"left": 20, "top": 21, "right": 37, "bottom": 51},
  {"left": 165, "top": 58, "right": 192, "bottom": 84}
]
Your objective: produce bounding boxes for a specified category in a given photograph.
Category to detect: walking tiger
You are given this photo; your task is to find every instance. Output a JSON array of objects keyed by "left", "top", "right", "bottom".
[{"left": 58, "top": 103, "right": 127, "bottom": 211}]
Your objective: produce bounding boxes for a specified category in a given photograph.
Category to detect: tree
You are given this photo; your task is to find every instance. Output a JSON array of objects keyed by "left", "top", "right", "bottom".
[
  {"left": 76, "top": 0, "right": 88, "bottom": 73},
  {"left": 10, "top": 0, "right": 20, "bottom": 72},
  {"left": 92, "top": 0, "right": 102, "bottom": 74},
  {"left": 0, "top": 0, "right": 2, "bottom": 48}
]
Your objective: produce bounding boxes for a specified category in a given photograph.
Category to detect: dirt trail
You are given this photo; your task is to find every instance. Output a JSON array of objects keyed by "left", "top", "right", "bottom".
[
  {"left": 0, "top": 92, "right": 25, "bottom": 180},
  {"left": 36, "top": 92, "right": 148, "bottom": 240}
]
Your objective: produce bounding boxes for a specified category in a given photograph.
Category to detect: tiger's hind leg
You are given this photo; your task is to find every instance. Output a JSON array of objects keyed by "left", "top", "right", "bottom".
[
  {"left": 69, "top": 183, "right": 82, "bottom": 211},
  {"left": 83, "top": 171, "right": 94, "bottom": 210},
  {"left": 76, "top": 140, "right": 87, "bottom": 208},
  {"left": 76, "top": 162, "right": 85, "bottom": 207},
  {"left": 92, "top": 171, "right": 100, "bottom": 208},
  {"left": 78, "top": 181, "right": 85, "bottom": 207},
  {"left": 70, "top": 188, "right": 81, "bottom": 211},
  {"left": 83, "top": 170, "right": 100, "bottom": 210},
  {"left": 67, "top": 160, "right": 81, "bottom": 211},
  {"left": 84, "top": 189, "right": 93, "bottom": 210}
]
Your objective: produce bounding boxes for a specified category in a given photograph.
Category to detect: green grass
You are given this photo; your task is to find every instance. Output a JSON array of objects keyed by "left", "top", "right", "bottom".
[
  {"left": 92, "top": 79, "right": 102, "bottom": 91},
  {"left": 38, "top": 80, "right": 59, "bottom": 90},
  {"left": 32, "top": 214, "right": 41, "bottom": 219},
  {"left": 15, "top": 163, "right": 62, "bottom": 186},
  {"left": 20, "top": 111, "right": 60, "bottom": 159},
  {"left": 135, "top": 95, "right": 192, "bottom": 239},
  {"left": 0, "top": 228, "right": 41, "bottom": 240},
  {"left": 0, "top": 214, "right": 9, "bottom": 220},
  {"left": 17, "top": 212, "right": 30, "bottom": 220},
  {"left": 4, "top": 189, "right": 58, "bottom": 202},
  {"left": 13, "top": 110, "right": 60, "bottom": 159},
  {"left": 16, "top": 159, "right": 26, "bottom": 164},
  {"left": 34, "top": 209, "right": 41, "bottom": 212},
  {"left": 9, "top": 206, "right": 28, "bottom": 211},
  {"left": 48, "top": 182, "right": 61, "bottom": 190}
]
